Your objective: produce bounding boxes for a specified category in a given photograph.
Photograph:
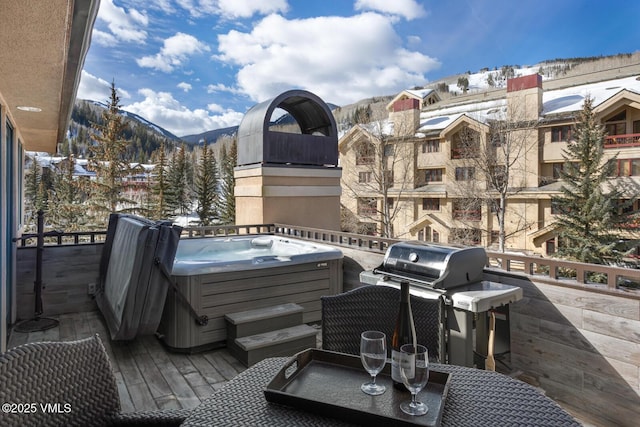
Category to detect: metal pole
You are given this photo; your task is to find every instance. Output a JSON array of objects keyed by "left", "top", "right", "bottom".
[{"left": 34, "top": 209, "right": 44, "bottom": 316}]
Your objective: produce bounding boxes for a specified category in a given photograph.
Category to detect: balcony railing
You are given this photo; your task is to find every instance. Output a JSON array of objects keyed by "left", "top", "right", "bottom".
[
  {"left": 604, "top": 132, "right": 640, "bottom": 147},
  {"left": 452, "top": 209, "right": 482, "bottom": 221},
  {"left": 17, "top": 222, "right": 640, "bottom": 293}
]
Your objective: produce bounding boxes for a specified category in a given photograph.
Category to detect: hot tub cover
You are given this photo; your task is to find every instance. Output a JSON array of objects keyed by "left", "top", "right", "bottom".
[{"left": 96, "top": 214, "right": 182, "bottom": 340}]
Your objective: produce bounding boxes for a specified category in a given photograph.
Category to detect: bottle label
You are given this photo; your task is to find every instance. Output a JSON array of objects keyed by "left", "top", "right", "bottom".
[{"left": 391, "top": 350, "right": 415, "bottom": 382}]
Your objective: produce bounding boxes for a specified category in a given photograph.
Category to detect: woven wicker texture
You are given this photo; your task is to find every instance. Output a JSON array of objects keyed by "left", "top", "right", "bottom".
[
  {"left": 0, "top": 335, "right": 187, "bottom": 427},
  {"left": 321, "top": 285, "right": 444, "bottom": 362},
  {"left": 181, "top": 357, "right": 581, "bottom": 427}
]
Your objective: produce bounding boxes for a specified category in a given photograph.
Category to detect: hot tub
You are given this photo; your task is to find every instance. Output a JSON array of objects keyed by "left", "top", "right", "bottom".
[{"left": 158, "top": 235, "right": 343, "bottom": 352}]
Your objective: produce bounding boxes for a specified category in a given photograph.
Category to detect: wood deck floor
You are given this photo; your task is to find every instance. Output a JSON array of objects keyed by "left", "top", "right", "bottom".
[
  {"left": 7, "top": 311, "right": 248, "bottom": 413},
  {"left": 7, "top": 311, "right": 595, "bottom": 426}
]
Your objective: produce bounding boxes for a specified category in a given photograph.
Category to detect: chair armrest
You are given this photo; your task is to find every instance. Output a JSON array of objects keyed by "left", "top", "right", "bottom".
[{"left": 107, "top": 408, "right": 190, "bottom": 426}]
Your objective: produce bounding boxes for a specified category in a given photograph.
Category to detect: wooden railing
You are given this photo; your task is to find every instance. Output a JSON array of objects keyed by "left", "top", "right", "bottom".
[
  {"left": 15, "top": 221, "right": 640, "bottom": 294},
  {"left": 485, "top": 250, "right": 640, "bottom": 293},
  {"left": 604, "top": 132, "right": 640, "bottom": 147}
]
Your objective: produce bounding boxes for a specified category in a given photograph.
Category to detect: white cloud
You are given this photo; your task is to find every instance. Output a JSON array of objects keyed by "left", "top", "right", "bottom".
[
  {"left": 77, "top": 71, "right": 131, "bottom": 102},
  {"left": 176, "top": 0, "right": 288, "bottom": 18},
  {"left": 95, "top": 0, "right": 148, "bottom": 45},
  {"left": 122, "top": 89, "right": 244, "bottom": 136},
  {"left": 354, "top": 0, "right": 426, "bottom": 20},
  {"left": 216, "top": 0, "right": 289, "bottom": 19},
  {"left": 177, "top": 82, "right": 193, "bottom": 92},
  {"left": 215, "top": 13, "right": 439, "bottom": 105},
  {"left": 137, "top": 33, "right": 210, "bottom": 73},
  {"left": 207, "top": 82, "right": 243, "bottom": 95}
]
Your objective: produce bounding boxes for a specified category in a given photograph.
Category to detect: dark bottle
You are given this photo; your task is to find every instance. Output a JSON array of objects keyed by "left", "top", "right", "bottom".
[{"left": 391, "top": 281, "right": 415, "bottom": 391}]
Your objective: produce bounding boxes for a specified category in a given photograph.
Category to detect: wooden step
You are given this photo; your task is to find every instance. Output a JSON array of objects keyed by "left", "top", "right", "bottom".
[
  {"left": 228, "top": 324, "right": 318, "bottom": 367},
  {"left": 225, "top": 303, "right": 304, "bottom": 340}
]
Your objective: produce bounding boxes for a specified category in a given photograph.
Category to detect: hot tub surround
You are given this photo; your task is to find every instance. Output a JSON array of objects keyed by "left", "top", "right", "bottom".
[{"left": 158, "top": 235, "right": 343, "bottom": 352}]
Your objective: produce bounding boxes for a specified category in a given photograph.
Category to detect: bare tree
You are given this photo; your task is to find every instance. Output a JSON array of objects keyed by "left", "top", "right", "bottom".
[
  {"left": 449, "top": 108, "right": 538, "bottom": 251},
  {"left": 341, "top": 122, "right": 417, "bottom": 238}
]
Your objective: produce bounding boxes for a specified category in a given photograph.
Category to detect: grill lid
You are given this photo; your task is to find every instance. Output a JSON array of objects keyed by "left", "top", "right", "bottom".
[{"left": 375, "top": 241, "right": 487, "bottom": 289}]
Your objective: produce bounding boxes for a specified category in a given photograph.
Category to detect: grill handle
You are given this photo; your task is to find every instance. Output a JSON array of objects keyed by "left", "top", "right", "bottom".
[{"left": 372, "top": 268, "right": 446, "bottom": 292}]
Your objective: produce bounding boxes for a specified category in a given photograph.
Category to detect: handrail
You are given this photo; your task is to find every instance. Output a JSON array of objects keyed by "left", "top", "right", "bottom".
[
  {"left": 14, "top": 221, "right": 639, "bottom": 294},
  {"left": 14, "top": 230, "right": 108, "bottom": 247}
]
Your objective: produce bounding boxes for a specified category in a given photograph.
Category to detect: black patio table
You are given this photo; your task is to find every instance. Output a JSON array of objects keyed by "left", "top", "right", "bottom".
[{"left": 181, "top": 356, "right": 580, "bottom": 426}]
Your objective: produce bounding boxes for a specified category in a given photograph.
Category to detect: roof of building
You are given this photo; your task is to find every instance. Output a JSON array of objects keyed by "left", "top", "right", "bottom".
[{"left": 414, "top": 75, "right": 640, "bottom": 136}]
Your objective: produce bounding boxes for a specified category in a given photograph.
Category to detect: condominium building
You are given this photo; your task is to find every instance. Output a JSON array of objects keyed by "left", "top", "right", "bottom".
[{"left": 339, "top": 71, "right": 640, "bottom": 255}]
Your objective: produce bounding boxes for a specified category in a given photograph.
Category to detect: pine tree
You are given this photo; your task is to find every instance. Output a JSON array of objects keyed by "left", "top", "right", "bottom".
[
  {"left": 24, "top": 156, "right": 48, "bottom": 230},
  {"left": 47, "top": 155, "right": 87, "bottom": 231},
  {"left": 86, "top": 81, "right": 139, "bottom": 227},
  {"left": 194, "top": 141, "right": 219, "bottom": 226},
  {"left": 167, "top": 143, "right": 193, "bottom": 215},
  {"left": 149, "top": 141, "right": 172, "bottom": 220},
  {"left": 553, "top": 95, "right": 635, "bottom": 264},
  {"left": 218, "top": 140, "right": 237, "bottom": 224}
]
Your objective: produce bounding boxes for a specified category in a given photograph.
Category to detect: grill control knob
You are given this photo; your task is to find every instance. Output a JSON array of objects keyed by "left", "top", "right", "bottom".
[{"left": 409, "top": 252, "right": 419, "bottom": 262}]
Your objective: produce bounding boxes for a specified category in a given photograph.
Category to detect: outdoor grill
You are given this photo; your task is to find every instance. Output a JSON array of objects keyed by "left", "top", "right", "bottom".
[{"left": 359, "top": 241, "right": 523, "bottom": 367}]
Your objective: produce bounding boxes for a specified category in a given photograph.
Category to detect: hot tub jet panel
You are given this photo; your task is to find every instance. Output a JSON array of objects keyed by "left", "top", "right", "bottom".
[
  {"left": 359, "top": 241, "right": 523, "bottom": 368},
  {"left": 158, "top": 236, "right": 343, "bottom": 352}
]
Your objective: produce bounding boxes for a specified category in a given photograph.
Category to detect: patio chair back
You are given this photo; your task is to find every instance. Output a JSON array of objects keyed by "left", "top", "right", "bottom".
[
  {"left": 321, "top": 285, "right": 445, "bottom": 362},
  {"left": 0, "top": 335, "right": 119, "bottom": 427}
]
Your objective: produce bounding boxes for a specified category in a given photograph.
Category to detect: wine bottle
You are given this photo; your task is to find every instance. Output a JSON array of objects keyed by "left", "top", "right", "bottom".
[{"left": 391, "top": 281, "right": 416, "bottom": 391}]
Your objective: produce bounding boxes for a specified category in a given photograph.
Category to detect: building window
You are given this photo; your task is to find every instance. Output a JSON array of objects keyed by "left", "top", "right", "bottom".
[
  {"left": 356, "top": 142, "right": 374, "bottom": 165},
  {"left": 358, "top": 171, "right": 372, "bottom": 183},
  {"left": 421, "top": 139, "right": 440, "bottom": 153},
  {"left": 452, "top": 199, "right": 482, "bottom": 221},
  {"left": 452, "top": 128, "right": 480, "bottom": 158},
  {"left": 357, "top": 198, "right": 377, "bottom": 216},
  {"left": 387, "top": 198, "right": 394, "bottom": 210},
  {"left": 551, "top": 125, "right": 572, "bottom": 142},
  {"left": 450, "top": 228, "right": 481, "bottom": 245},
  {"left": 606, "top": 122, "right": 626, "bottom": 137},
  {"left": 552, "top": 162, "right": 564, "bottom": 179},
  {"left": 422, "top": 198, "right": 440, "bottom": 211},
  {"left": 424, "top": 168, "right": 443, "bottom": 183},
  {"left": 432, "top": 230, "right": 440, "bottom": 243},
  {"left": 546, "top": 238, "right": 556, "bottom": 255},
  {"left": 383, "top": 144, "right": 394, "bottom": 157},
  {"left": 615, "top": 159, "right": 640, "bottom": 176},
  {"left": 455, "top": 167, "right": 475, "bottom": 181}
]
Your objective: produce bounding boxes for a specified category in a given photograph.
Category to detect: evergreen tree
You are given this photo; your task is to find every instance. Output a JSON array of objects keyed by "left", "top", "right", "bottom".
[
  {"left": 553, "top": 96, "right": 635, "bottom": 264},
  {"left": 149, "top": 142, "right": 172, "bottom": 220},
  {"left": 47, "top": 155, "right": 87, "bottom": 231},
  {"left": 167, "top": 143, "right": 193, "bottom": 215},
  {"left": 24, "top": 156, "right": 48, "bottom": 230},
  {"left": 218, "top": 140, "right": 237, "bottom": 224},
  {"left": 194, "top": 141, "right": 219, "bottom": 226},
  {"left": 86, "top": 81, "right": 139, "bottom": 227}
]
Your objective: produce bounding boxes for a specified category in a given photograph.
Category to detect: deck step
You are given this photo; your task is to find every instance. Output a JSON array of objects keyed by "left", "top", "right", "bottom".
[
  {"left": 225, "top": 303, "right": 304, "bottom": 340},
  {"left": 228, "top": 324, "right": 318, "bottom": 367}
]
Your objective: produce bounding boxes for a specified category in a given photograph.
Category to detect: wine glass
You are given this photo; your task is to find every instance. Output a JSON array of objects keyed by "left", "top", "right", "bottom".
[
  {"left": 399, "top": 344, "right": 429, "bottom": 416},
  {"left": 360, "top": 331, "right": 387, "bottom": 396}
]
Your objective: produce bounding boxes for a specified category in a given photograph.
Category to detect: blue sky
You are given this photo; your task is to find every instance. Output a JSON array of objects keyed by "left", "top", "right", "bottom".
[{"left": 77, "top": 0, "right": 640, "bottom": 137}]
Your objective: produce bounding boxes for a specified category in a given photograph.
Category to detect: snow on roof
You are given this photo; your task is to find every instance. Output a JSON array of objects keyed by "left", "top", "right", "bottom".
[
  {"left": 405, "top": 88, "right": 434, "bottom": 99},
  {"left": 417, "top": 75, "right": 640, "bottom": 133},
  {"left": 542, "top": 75, "right": 640, "bottom": 115}
]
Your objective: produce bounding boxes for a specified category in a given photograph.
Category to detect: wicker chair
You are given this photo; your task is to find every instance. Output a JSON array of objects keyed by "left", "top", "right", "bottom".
[
  {"left": 0, "top": 334, "right": 189, "bottom": 427},
  {"left": 321, "top": 285, "right": 445, "bottom": 362}
]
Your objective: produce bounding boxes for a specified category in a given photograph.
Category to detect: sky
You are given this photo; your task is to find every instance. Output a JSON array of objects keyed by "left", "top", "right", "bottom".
[{"left": 77, "top": 0, "right": 640, "bottom": 137}]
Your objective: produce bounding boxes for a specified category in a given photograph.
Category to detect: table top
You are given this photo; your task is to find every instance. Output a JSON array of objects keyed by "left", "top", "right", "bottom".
[{"left": 181, "top": 357, "right": 580, "bottom": 427}]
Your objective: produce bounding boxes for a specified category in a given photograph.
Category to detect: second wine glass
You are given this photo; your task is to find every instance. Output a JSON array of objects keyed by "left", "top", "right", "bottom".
[
  {"left": 399, "top": 343, "right": 429, "bottom": 416},
  {"left": 360, "top": 331, "right": 387, "bottom": 396}
]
